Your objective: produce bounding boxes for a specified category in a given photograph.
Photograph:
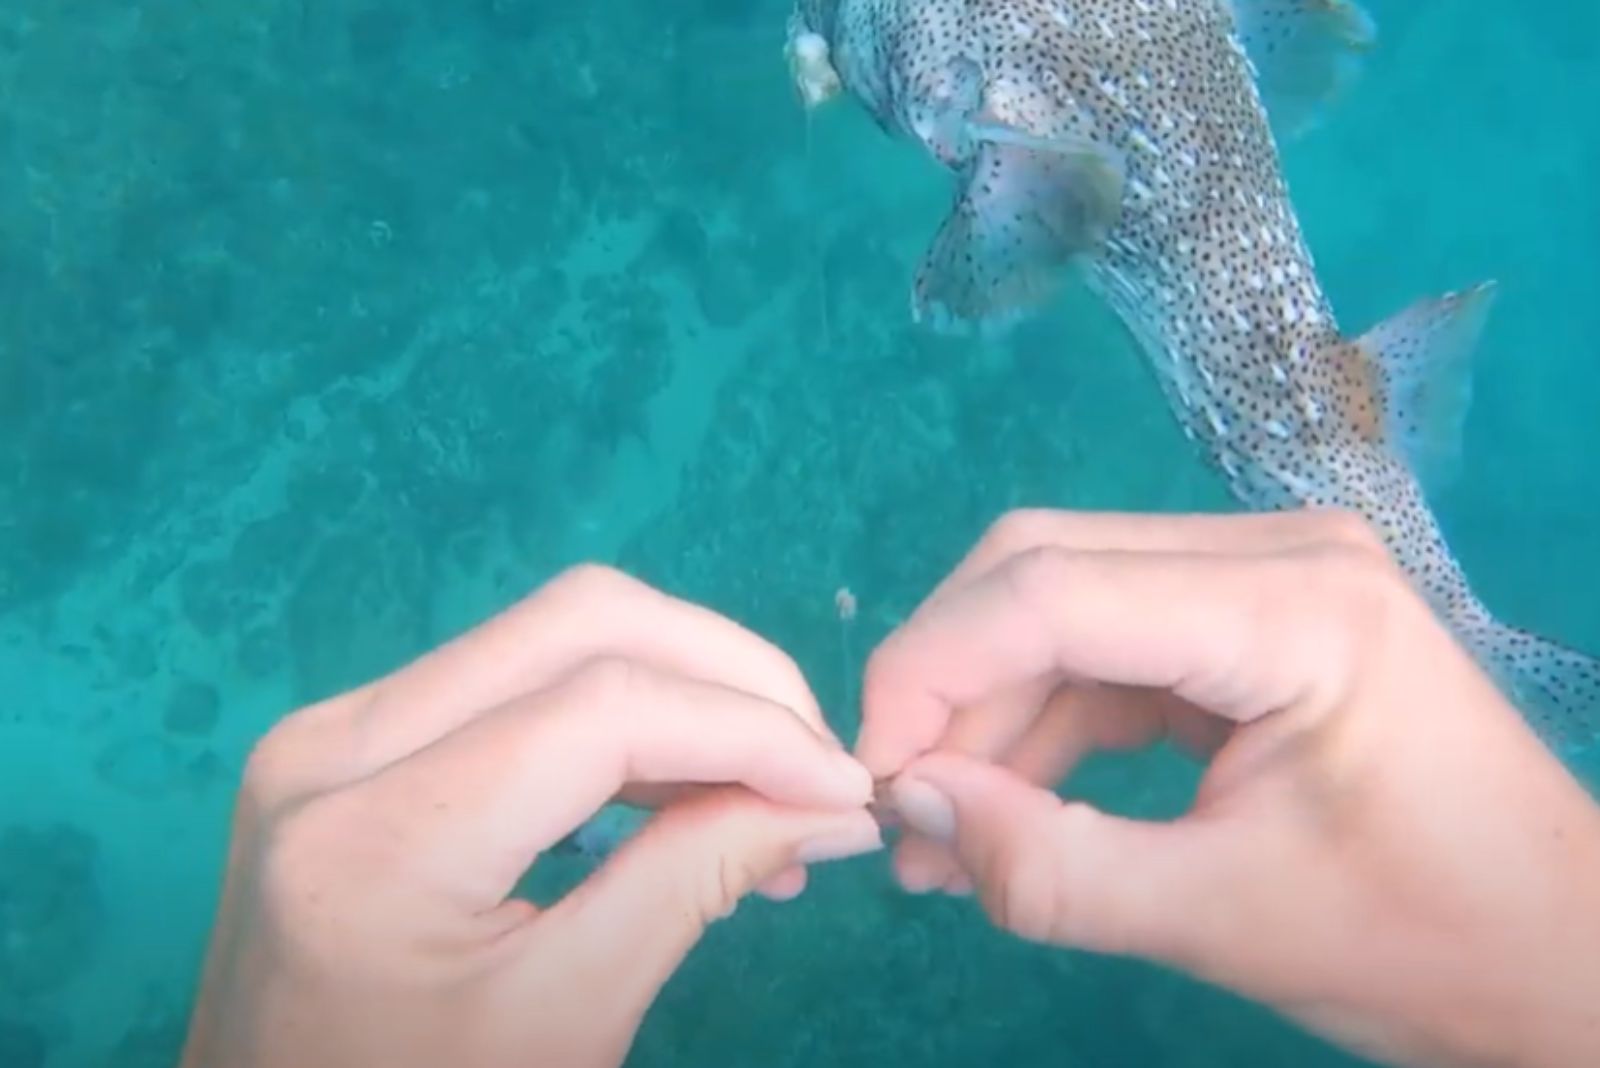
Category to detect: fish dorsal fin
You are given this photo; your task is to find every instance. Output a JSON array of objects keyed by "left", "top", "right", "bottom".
[
  {"left": 1357, "top": 281, "right": 1497, "bottom": 490},
  {"left": 1226, "top": 0, "right": 1378, "bottom": 139}
]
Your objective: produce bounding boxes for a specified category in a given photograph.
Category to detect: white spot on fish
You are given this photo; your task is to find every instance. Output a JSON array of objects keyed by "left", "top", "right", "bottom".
[{"left": 1206, "top": 405, "right": 1230, "bottom": 438}]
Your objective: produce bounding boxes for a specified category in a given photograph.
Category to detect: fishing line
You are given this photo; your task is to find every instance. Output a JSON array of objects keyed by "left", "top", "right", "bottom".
[{"left": 795, "top": 58, "right": 859, "bottom": 725}]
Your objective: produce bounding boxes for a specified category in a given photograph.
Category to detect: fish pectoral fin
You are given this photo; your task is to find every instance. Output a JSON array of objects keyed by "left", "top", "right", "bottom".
[
  {"left": 1227, "top": 0, "right": 1377, "bottom": 139},
  {"left": 1358, "top": 280, "right": 1497, "bottom": 491},
  {"left": 905, "top": 56, "right": 986, "bottom": 165},
  {"left": 912, "top": 129, "right": 1125, "bottom": 335}
]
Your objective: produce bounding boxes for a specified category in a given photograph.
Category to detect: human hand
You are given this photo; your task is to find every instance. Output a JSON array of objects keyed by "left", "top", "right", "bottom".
[
  {"left": 180, "top": 565, "right": 881, "bottom": 1068},
  {"left": 857, "top": 509, "right": 1600, "bottom": 1068}
]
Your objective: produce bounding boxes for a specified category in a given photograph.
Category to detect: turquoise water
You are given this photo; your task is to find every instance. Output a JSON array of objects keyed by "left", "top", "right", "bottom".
[{"left": 1, "top": 0, "right": 1596, "bottom": 1064}]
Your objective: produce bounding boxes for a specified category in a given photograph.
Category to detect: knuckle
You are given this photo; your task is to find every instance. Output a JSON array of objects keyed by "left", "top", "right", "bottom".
[
  {"left": 1303, "top": 506, "right": 1386, "bottom": 557},
  {"left": 979, "top": 828, "right": 1061, "bottom": 944},
  {"left": 656, "top": 797, "right": 759, "bottom": 924},
  {"left": 858, "top": 641, "right": 907, "bottom": 722},
  {"left": 238, "top": 696, "right": 360, "bottom": 810},
  {"left": 976, "top": 803, "right": 1147, "bottom": 955},
  {"left": 565, "top": 654, "right": 649, "bottom": 717},
  {"left": 702, "top": 849, "right": 754, "bottom": 923},
  {"left": 1294, "top": 542, "right": 1405, "bottom": 620},
  {"left": 1047, "top": 804, "right": 1134, "bottom": 953},
  {"left": 547, "top": 561, "right": 637, "bottom": 601},
  {"left": 1002, "top": 544, "right": 1075, "bottom": 608},
  {"left": 240, "top": 729, "right": 293, "bottom": 801},
  {"left": 983, "top": 509, "right": 1058, "bottom": 560},
  {"left": 1269, "top": 542, "right": 1418, "bottom": 684},
  {"left": 239, "top": 714, "right": 318, "bottom": 807},
  {"left": 760, "top": 646, "right": 815, "bottom": 709}
]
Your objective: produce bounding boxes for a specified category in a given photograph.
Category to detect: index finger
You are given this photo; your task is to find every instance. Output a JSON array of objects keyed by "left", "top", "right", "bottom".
[
  {"left": 317, "top": 655, "right": 874, "bottom": 909},
  {"left": 856, "top": 544, "right": 1352, "bottom": 776},
  {"left": 301, "top": 565, "right": 834, "bottom": 790}
]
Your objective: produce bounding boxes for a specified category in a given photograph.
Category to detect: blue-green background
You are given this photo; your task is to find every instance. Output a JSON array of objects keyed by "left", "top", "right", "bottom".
[{"left": 1, "top": 0, "right": 1596, "bottom": 1064}]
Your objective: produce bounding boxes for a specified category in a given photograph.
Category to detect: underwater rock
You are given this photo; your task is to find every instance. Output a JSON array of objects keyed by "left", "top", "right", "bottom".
[
  {"left": 162, "top": 679, "right": 220, "bottom": 738},
  {"left": 0, "top": 822, "right": 102, "bottom": 997}
]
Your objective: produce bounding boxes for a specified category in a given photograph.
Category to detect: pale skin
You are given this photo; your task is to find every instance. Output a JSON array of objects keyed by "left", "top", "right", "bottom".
[{"left": 181, "top": 508, "right": 1600, "bottom": 1068}]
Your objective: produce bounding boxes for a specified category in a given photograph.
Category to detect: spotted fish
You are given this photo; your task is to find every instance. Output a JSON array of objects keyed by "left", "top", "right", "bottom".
[{"left": 784, "top": 0, "right": 1600, "bottom": 751}]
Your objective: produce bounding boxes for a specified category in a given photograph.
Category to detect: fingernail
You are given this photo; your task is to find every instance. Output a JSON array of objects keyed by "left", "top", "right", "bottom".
[
  {"left": 795, "top": 819, "right": 883, "bottom": 864},
  {"left": 891, "top": 777, "right": 956, "bottom": 843}
]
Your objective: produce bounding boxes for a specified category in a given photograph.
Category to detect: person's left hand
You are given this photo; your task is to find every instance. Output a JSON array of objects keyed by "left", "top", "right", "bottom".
[{"left": 179, "top": 565, "right": 882, "bottom": 1068}]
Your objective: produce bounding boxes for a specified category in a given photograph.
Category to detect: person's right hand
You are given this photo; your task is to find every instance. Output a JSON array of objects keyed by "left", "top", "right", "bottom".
[{"left": 857, "top": 508, "right": 1600, "bottom": 1068}]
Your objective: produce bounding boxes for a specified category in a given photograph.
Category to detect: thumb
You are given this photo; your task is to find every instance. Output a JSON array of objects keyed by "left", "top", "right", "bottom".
[
  {"left": 891, "top": 752, "right": 1234, "bottom": 965},
  {"left": 533, "top": 789, "right": 882, "bottom": 1022}
]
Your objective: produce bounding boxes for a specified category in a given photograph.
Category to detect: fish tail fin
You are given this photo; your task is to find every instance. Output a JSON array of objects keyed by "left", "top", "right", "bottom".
[
  {"left": 1228, "top": 0, "right": 1378, "bottom": 138},
  {"left": 912, "top": 128, "right": 1125, "bottom": 335},
  {"left": 1455, "top": 615, "right": 1600, "bottom": 757}
]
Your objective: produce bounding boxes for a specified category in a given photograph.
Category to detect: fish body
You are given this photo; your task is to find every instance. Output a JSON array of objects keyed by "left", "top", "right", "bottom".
[{"left": 786, "top": 0, "right": 1600, "bottom": 750}]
